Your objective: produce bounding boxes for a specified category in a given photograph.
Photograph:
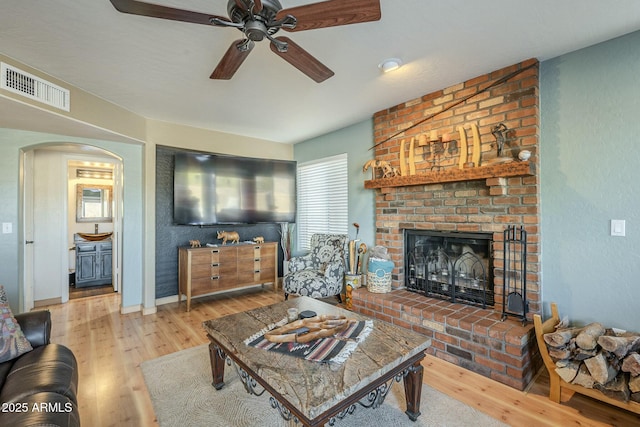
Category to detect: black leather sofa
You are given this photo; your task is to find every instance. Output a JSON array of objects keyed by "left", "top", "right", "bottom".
[{"left": 0, "top": 310, "right": 80, "bottom": 427}]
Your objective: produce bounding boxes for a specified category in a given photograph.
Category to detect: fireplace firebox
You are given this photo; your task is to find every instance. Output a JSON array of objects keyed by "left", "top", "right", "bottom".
[{"left": 404, "top": 230, "right": 494, "bottom": 308}]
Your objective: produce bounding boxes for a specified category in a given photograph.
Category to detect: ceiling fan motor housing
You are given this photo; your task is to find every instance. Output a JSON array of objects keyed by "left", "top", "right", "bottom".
[
  {"left": 228, "top": 0, "right": 282, "bottom": 41},
  {"left": 244, "top": 21, "right": 269, "bottom": 41}
]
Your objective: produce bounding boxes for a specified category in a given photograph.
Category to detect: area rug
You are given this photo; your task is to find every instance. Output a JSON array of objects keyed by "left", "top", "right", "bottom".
[{"left": 141, "top": 344, "right": 508, "bottom": 427}]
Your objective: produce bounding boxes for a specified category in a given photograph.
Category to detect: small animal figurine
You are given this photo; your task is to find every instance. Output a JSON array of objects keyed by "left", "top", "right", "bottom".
[
  {"left": 253, "top": 236, "right": 264, "bottom": 244},
  {"left": 217, "top": 230, "right": 240, "bottom": 245},
  {"left": 363, "top": 159, "right": 399, "bottom": 179},
  {"left": 362, "top": 159, "right": 382, "bottom": 179},
  {"left": 189, "top": 240, "right": 201, "bottom": 248},
  {"left": 381, "top": 162, "right": 400, "bottom": 178}
]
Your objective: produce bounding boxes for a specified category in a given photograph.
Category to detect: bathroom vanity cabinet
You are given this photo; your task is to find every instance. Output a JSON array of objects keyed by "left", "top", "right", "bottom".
[{"left": 75, "top": 240, "right": 112, "bottom": 287}]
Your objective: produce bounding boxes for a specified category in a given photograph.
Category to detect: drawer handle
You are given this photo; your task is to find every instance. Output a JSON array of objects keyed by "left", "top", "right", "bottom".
[
  {"left": 212, "top": 263, "right": 220, "bottom": 267},
  {"left": 210, "top": 276, "right": 220, "bottom": 280},
  {"left": 254, "top": 258, "right": 260, "bottom": 262},
  {"left": 254, "top": 270, "right": 260, "bottom": 273},
  {"left": 211, "top": 249, "right": 219, "bottom": 254}
]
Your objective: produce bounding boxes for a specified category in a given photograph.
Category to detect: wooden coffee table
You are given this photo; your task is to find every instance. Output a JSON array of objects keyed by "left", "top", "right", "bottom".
[{"left": 202, "top": 297, "right": 431, "bottom": 426}]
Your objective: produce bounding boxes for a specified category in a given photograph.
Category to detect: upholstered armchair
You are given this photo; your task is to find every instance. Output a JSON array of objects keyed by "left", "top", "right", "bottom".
[{"left": 283, "top": 234, "right": 348, "bottom": 300}]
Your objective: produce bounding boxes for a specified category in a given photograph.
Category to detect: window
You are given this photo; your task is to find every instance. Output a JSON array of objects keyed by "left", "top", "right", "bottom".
[{"left": 296, "top": 153, "right": 348, "bottom": 251}]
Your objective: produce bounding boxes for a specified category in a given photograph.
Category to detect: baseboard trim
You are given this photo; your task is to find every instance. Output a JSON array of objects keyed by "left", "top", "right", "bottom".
[
  {"left": 120, "top": 304, "right": 141, "bottom": 315},
  {"left": 156, "top": 295, "right": 179, "bottom": 306},
  {"left": 34, "top": 297, "right": 62, "bottom": 308},
  {"left": 116, "top": 304, "right": 157, "bottom": 315},
  {"left": 142, "top": 305, "right": 157, "bottom": 315}
]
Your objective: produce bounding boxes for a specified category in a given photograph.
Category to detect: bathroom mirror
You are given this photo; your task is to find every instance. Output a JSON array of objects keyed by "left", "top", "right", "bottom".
[{"left": 76, "top": 184, "right": 112, "bottom": 223}]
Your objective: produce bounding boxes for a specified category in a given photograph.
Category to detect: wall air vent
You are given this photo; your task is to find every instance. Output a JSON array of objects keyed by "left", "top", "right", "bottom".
[{"left": 1, "top": 62, "right": 70, "bottom": 111}]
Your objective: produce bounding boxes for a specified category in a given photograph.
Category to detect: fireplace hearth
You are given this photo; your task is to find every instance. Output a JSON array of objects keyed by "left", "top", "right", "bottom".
[{"left": 404, "top": 230, "right": 494, "bottom": 308}]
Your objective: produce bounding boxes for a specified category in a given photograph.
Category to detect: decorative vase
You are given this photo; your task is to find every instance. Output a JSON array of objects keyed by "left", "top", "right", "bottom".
[{"left": 518, "top": 150, "right": 531, "bottom": 161}]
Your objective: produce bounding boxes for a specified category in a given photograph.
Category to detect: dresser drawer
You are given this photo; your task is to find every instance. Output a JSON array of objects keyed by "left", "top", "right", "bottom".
[
  {"left": 237, "top": 246, "right": 261, "bottom": 261},
  {"left": 191, "top": 263, "right": 219, "bottom": 279},
  {"left": 191, "top": 277, "right": 220, "bottom": 295},
  {"left": 259, "top": 244, "right": 276, "bottom": 259},
  {"left": 191, "top": 249, "right": 219, "bottom": 265}
]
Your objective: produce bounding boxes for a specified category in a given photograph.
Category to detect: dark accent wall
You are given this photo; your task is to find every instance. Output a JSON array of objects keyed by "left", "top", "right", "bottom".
[{"left": 155, "top": 146, "right": 285, "bottom": 298}]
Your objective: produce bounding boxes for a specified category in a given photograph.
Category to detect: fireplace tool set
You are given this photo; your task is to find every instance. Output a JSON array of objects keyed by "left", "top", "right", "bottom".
[{"left": 501, "top": 225, "right": 528, "bottom": 325}]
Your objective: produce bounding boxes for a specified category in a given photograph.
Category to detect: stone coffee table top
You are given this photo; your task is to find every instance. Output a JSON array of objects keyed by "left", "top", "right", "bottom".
[{"left": 202, "top": 296, "right": 431, "bottom": 422}]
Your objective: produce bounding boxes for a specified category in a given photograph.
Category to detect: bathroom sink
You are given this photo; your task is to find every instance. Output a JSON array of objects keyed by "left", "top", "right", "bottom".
[{"left": 77, "top": 232, "right": 113, "bottom": 241}]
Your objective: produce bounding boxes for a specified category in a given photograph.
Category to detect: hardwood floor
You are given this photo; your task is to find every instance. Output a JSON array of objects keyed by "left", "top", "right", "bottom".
[
  {"left": 68, "top": 284, "right": 114, "bottom": 300},
  {"left": 40, "top": 288, "right": 640, "bottom": 427}
]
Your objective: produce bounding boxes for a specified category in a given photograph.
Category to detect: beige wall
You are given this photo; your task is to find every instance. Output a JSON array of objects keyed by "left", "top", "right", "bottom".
[
  {"left": 146, "top": 119, "right": 292, "bottom": 159},
  {"left": 0, "top": 53, "right": 292, "bottom": 160},
  {"left": 0, "top": 54, "right": 147, "bottom": 142}
]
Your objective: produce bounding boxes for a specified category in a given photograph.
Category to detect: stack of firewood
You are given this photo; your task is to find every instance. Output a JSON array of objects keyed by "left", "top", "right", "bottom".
[{"left": 544, "top": 322, "right": 640, "bottom": 402}]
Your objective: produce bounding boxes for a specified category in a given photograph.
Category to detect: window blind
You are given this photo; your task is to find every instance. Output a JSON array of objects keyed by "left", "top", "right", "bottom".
[{"left": 296, "top": 153, "right": 348, "bottom": 251}]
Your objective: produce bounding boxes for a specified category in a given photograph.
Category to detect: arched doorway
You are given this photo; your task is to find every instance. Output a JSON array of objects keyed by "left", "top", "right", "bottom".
[{"left": 21, "top": 143, "right": 123, "bottom": 311}]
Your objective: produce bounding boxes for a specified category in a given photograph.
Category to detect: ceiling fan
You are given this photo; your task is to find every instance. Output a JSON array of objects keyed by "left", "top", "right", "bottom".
[{"left": 109, "top": 0, "right": 382, "bottom": 82}]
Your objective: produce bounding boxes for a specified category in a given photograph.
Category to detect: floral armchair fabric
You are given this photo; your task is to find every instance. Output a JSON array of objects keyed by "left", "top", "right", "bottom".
[{"left": 283, "top": 234, "right": 348, "bottom": 299}]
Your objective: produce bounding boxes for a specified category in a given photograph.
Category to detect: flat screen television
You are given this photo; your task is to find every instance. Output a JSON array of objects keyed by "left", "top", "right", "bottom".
[{"left": 173, "top": 152, "right": 297, "bottom": 225}]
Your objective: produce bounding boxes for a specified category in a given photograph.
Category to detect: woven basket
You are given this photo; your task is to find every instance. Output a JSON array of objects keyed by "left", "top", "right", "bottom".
[{"left": 367, "top": 269, "right": 392, "bottom": 293}]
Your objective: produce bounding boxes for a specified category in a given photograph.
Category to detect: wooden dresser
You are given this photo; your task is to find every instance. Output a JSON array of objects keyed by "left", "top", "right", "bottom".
[{"left": 178, "top": 242, "right": 278, "bottom": 311}]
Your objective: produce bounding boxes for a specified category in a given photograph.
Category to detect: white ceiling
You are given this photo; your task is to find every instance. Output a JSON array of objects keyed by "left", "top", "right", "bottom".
[{"left": 1, "top": 0, "right": 640, "bottom": 145}]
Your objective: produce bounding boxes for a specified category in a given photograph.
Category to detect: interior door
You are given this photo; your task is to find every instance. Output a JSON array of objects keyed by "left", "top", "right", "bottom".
[
  {"left": 111, "top": 161, "right": 122, "bottom": 292},
  {"left": 32, "top": 150, "right": 68, "bottom": 304},
  {"left": 22, "top": 150, "right": 34, "bottom": 311}
]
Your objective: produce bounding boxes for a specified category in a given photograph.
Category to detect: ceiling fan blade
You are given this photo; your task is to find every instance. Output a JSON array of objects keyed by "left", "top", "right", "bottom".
[
  {"left": 109, "top": 0, "right": 230, "bottom": 26},
  {"left": 277, "top": 0, "right": 381, "bottom": 32},
  {"left": 270, "top": 37, "right": 334, "bottom": 83},
  {"left": 210, "top": 40, "right": 255, "bottom": 80}
]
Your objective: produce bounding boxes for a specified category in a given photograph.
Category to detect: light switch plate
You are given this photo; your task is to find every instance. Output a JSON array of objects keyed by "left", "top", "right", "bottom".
[
  {"left": 2, "top": 222, "right": 11, "bottom": 234},
  {"left": 611, "top": 219, "right": 625, "bottom": 237}
]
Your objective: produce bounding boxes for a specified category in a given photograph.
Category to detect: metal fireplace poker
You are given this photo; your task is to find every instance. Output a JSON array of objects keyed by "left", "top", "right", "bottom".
[{"left": 501, "top": 225, "right": 528, "bottom": 325}]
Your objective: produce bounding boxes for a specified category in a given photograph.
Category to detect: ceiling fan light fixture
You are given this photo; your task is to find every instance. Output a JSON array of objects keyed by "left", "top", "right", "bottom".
[{"left": 379, "top": 58, "right": 402, "bottom": 73}]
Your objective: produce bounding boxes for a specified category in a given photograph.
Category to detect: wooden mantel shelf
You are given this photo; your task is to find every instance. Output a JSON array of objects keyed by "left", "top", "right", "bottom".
[{"left": 364, "top": 161, "right": 535, "bottom": 189}]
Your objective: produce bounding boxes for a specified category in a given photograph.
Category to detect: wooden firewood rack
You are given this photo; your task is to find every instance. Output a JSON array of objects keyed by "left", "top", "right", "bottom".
[{"left": 534, "top": 303, "right": 640, "bottom": 414}]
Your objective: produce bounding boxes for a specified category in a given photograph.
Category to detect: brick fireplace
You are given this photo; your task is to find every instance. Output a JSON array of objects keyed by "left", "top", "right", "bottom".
[{"left": 351, "top": 59, "right": 543, "bottom": 390}]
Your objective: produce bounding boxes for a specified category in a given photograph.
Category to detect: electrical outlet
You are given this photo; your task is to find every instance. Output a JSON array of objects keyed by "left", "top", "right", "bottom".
[{"left": 2, "top": 222, "right": 12, "bottom": 234}]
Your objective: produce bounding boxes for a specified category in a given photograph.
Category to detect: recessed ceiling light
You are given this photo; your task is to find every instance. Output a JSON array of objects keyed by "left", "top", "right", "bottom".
[{"left": 378, "top": 58, "right": 402, "bottom": 73}]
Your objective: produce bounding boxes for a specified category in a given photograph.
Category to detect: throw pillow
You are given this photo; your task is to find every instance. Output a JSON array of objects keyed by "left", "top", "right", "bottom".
[{"left": 0, "top": 285, "right": 33, "bottom": 363}]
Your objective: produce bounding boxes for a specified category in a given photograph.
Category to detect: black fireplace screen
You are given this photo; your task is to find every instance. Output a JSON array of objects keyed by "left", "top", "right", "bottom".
[{"left": 404, "top": 230, "right": 494, "bottom": 308}]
